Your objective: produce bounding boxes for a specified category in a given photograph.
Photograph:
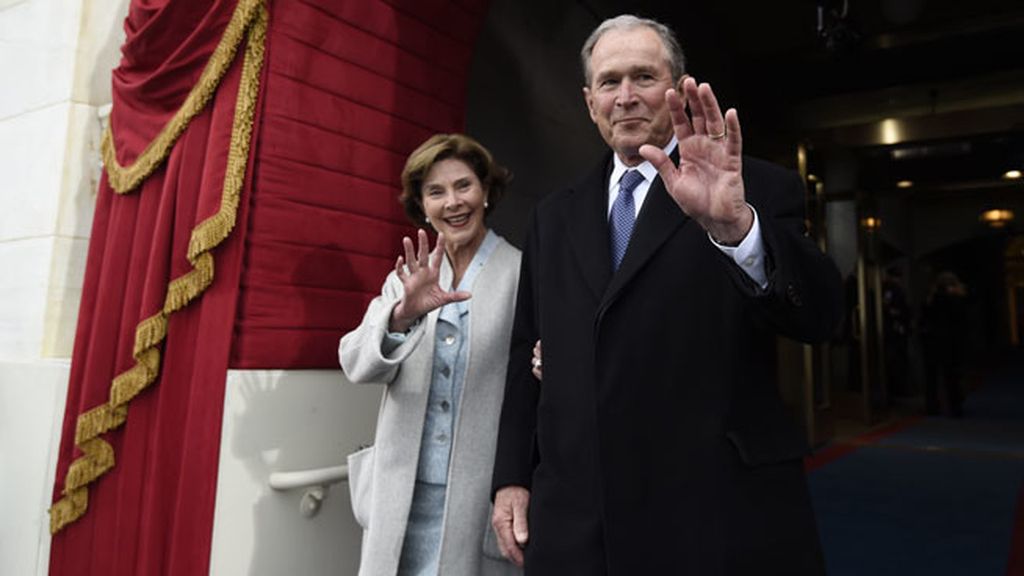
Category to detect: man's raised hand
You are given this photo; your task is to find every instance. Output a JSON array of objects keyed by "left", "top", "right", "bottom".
[{"left": 640, "top": 77, "right": 752, "bottom": 246}]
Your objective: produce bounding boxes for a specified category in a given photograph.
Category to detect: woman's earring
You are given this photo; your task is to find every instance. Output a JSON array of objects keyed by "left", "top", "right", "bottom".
[{"left": 484, "top": 200, "right": 490, "bottom": 209}]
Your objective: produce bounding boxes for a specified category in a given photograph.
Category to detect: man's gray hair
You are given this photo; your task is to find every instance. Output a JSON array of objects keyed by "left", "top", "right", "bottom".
[{"left": 580, "top": 15, "right": 686, "bottom": 87}]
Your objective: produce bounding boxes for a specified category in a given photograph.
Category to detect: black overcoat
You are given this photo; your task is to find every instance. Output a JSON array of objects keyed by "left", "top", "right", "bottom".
[{"left": 492, "top": 151, "right": 843, "bottom": 575}]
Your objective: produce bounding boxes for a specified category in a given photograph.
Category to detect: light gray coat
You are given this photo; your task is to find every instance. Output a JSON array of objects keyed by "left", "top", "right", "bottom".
[{"left": 339, "top": 235, "right": 522, "bottom": 576}]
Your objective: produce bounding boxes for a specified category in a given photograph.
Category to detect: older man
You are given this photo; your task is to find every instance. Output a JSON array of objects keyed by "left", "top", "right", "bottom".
[{"left": 491, "top": 14, "right": 841, "bottom": 575}]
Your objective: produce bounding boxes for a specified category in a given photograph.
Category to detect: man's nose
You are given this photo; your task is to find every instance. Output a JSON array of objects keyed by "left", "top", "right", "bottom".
[{"left": 616, "top": 78, "right": 637, "bottom": 105}]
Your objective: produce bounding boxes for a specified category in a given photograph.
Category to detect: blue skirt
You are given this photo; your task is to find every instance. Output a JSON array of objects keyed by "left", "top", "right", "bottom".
[{"left": 398, "top": 482, "right": 447, "bottom": 576}]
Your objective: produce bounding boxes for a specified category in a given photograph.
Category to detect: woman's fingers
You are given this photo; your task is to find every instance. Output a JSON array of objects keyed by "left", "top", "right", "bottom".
[
  {"left": 416, "top": 229, "right": 430, "bottom": 268},
  {"left": 395, "top": 255, "right": 406, "bottom": 279},
  {"left": 430, "top": 232, "right": 446, "bottom": 271},
  {"left": 402, "top": 236, "right": 417, "bottom": 272},
  {"left": 447, "top": 289, "right": 472, "bottom": 304}
]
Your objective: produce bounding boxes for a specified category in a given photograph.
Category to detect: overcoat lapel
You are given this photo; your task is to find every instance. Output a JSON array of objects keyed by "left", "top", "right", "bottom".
[
  {"left": 566, "top": 158, "right": 614, "bottom": 302},
  {"left": 598, "top": 150, "right": 687, "bottom": 318}
]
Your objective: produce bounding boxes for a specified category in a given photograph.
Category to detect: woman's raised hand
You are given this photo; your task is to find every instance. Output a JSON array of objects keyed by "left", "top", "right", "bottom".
[{"left": 389, "top": 229, "right": 471, "bottom": 333}]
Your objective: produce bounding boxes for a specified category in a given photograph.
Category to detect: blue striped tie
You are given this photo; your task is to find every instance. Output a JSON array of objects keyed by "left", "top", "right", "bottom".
[{"left": 610, "top": 169, "right": 644, "bottom": 271}]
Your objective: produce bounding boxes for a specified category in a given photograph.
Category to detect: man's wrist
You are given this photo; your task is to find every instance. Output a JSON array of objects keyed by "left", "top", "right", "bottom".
[{"left": 707, "top": 205, "right": 754, "bottom": 246}]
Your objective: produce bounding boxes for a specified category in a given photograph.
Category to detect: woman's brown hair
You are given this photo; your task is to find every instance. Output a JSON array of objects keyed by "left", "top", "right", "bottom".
[{"left": 399, "top": 133, "right": 510, "bottom": 225}]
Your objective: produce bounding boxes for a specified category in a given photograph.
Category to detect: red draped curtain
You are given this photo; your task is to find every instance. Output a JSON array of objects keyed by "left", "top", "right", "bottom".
[
  {"left": 49, "top": 0, "right": 488, "bottom": 574},
  {"left": 232, "top": 0, "right": 490, "bottom": 367}
]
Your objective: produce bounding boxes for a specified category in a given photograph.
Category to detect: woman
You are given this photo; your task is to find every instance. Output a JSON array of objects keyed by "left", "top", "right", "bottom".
[{"left": 340, "top": 134, "right": 522, "bottom": 576}]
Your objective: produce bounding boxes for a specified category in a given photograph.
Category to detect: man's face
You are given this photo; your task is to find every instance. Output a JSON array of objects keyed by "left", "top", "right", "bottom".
[{"left": 584, "top": 27, "right": 676, "bottom": 166}]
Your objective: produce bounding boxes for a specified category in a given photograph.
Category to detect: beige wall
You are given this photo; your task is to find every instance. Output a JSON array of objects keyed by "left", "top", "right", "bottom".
[{"left": 0, "top": 0, "right": 127, "bottom": 360}]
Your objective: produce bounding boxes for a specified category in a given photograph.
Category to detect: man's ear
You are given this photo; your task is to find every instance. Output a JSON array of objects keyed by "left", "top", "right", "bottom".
[{"left": 583, "top": 86, "right": 597, "bottom": 123}]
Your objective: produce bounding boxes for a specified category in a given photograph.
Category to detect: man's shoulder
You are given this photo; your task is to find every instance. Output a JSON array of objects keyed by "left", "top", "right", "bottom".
[
  {"left": 740, "top": 155, "right": 804, "bottom": 208},
  {"left": 536, "top": 154, "right": 610, "bottom": 212},
  {"left": 742, "top": 155, "right": 797, "bottom": 181},
  {"left": 535, "top": 187, "right": 573, "bottom": 213}
]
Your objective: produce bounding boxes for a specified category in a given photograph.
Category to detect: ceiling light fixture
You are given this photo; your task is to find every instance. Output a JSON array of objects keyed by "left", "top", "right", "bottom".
[
  {"left": 980, "top": 209, "right": 1014, "bottom": 228},
  {"left": 896, "top": 180, "right": 913, "bottom": 189},
  {"left": 1004, "top": 170, "right": 1022, "bottom": 180},
  {"left": 879, "top": 118, "right": 903, "bottom": 145},
  {"left": 860, "top": 216, "right": 882, "bottom": 230}
]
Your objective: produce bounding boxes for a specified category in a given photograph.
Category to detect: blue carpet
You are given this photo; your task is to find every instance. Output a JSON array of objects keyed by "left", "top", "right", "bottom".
[
  {"left": 964, "top": 359, "right": 1024, "bottom": 421},
  {"left": 809, "top": 447, "right": 1022, "bottom": 575},
  {"left": 809, "top": 357, "right": 1024, "bottom": 575}
]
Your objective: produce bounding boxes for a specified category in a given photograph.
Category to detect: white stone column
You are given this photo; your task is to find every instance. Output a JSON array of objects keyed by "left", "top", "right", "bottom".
[{"left": 0, "top": 0, "right": 127, "bottom": 573}]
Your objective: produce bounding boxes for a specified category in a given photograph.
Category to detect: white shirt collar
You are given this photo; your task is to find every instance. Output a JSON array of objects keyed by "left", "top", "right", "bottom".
[{"left": 609, "top": 136, "right": 678, "bottom": 190}]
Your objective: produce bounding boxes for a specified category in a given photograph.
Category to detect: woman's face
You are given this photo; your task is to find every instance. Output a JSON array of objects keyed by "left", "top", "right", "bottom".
[{"left": 421, "top": 157, "right": 488, "bottom": 252}]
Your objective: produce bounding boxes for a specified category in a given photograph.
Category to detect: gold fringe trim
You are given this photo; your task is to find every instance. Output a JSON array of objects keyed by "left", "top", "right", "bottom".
[
  {"left": 74, "top": 403, "right": 128, "bottom": 445},
  {"left": 110, "top": 347, "right": 162, "bottom": 407},
  {"left": 49, "top": 2, "right": 268, "bottom": 534},
  {"left": 102, "top": 0, "right": 263, "bottom": 195},
  {"left": 165, "top": 252, "right": 215, "bottom": 313},
  {"left": 48, "top": 487, "right": 88, "bottom": 536},
  {"left": 64, "top": 438, "right": 116, "bottom": 490},
  {"left": 134, "top": 314, "right": 168, "bottom": 358}
]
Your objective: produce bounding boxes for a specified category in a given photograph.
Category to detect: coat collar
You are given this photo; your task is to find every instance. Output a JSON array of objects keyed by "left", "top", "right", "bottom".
[{"left": 565, "top": 149, "right": 688, "bottom": 312}]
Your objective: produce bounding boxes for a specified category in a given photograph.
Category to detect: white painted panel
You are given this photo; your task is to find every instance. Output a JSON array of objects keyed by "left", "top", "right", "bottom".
[
  {"left": 0, "top": 360, "right": 70, "bottom": 576},
  {"left": 42, "top": 235, "right": 88, "bottom": 358},
  {"left": 71, "top": 0, "right": 129, "bottom": 107},
  {"left": 0, "top": 0, "right": 79, "bottom": 119},
  {"left": 0, "top": 0, "right": 30, "bottom": 12},
  {"left": 0, "top": 237, "right": 53, "bottom": 360},
  {"left": 210, "top": 370, "right": 382, "bottom": 576},
  {"left": 56, "top": 103, "right": 102, "bottom": 240},
  {"left": 0, "top": 104, "right": 70, "bottom": 242}
]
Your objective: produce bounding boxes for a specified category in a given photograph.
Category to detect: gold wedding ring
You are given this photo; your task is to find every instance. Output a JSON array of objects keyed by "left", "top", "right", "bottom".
[{"left": 708, "top": 129, "right": 727, "bottom": 140}]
